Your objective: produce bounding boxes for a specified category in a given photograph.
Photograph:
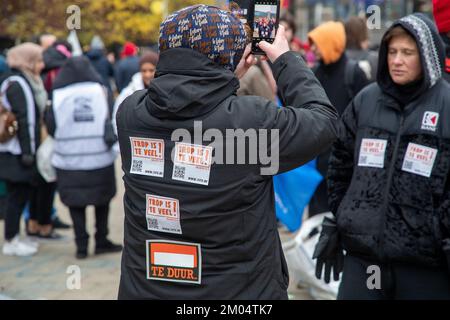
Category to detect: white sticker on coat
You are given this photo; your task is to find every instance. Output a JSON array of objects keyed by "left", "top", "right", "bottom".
[
  {"left": 146, "top": 194, "right": 181, "bottom": 235},
  {"left": 130, "top": 137, "right": 164, "bottom": 178},
  {"left": 172, "top": 143, "right": 212, "bottom": 186},
  {"left": 402, "top": 143, "right": 437, "bottom": 178},
  {"left": 358, "top": 139, "right": 388, "bottom": 168}
]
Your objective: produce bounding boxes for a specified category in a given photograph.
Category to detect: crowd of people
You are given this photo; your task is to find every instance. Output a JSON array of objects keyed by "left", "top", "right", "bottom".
[
  {"left": 0, "top": 34, "right": 159, "bottom": 258},
  {"left": 0, "top": 0, "right": 450, "bottom": 300}
]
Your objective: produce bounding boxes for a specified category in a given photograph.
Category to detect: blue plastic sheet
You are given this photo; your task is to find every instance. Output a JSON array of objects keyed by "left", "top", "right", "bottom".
[{"left": 274, "top": 160, "right": 322, "bottom": 232}]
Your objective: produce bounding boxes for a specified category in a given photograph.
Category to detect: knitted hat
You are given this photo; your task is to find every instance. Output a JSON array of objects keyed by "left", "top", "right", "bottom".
[
  {"left": 90, "top": 35, "right": 105, "bottom": 50},
  {"left": 433, "top": 0, "right": 450, "bottom": 34},
  {"left": 158, "top": 5, "right": 247, "bottom": 71},
  {"left": 121, "top": 42, "right": 138, "bottom": 58},
  {"left": 139, "top": 51, "right": 159, "bottom": 67}
]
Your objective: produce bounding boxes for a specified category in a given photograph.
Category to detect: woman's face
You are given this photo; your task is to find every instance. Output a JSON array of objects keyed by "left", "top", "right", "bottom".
[
  {"left": 387, "top": 34, "right": 422, "bottom": 85},
  {"left": 141, "top": 62, "right": 156, "bottom": 87},
  {"left": 34, "top": 57, "right": 45, "bottom": 75}
]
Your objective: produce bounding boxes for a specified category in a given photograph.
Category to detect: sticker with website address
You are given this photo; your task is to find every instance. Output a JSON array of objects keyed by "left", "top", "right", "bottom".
[
  {"left": 146, "top": 240, "right": 201, "bottom": 285},
  {"left": 358, "top": 138, "right": 387, "bottom": 168},
  {"left": 402, "top": 143, "right": 437, "bottom": 178},
  {"left": 146, "top": 194, "right": 181, "bottom": 235},
  {"left": 130, "top": 137, "right": 164, "bottom": 178},
  {"left": 172, "top": 142, "right": 212, "bottom": 186}
]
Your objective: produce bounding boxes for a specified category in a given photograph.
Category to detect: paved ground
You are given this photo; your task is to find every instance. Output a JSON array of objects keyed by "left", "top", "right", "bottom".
[{"left": 0, "top": 160, "right": 312, "bottom": 300}]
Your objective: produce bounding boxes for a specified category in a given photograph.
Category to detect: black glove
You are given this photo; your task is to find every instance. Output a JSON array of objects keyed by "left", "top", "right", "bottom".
[
  {"left": 443, "top": 239, "right": 450, "bottom": 273},
  {"left": 21, "top": 154, "right": 34, "bottom": 167},
  {"left": 312, "top": 216, "right": 344, "bottom": 284}
]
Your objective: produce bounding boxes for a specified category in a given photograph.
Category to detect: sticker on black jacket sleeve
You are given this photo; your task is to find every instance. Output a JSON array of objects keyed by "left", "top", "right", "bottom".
[
  {"left": 146, "top": 194, "right": 181, "bottom": 234},
  {"left": 130, "top": 137, "right": 164, "bottom": 177},
  {"left": 358, "top": 138, "right": 387, "bottom": 168},
  {"left": 146, "top": 240, "right": 201, "bottom": 284},
  {"left": 402, "top": 143, "right": 437, "bottom": 178},
  {"left": 172, "top": 143, "right": 212, "bottom": 185}
]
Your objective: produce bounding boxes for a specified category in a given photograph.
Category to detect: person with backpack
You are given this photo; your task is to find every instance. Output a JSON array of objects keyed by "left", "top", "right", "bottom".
[
  {"left": 345, "top": 16, "right": 379, "bottom": 82},
  {"left": 0, "top": 43, "right": 46, "bottom": 256},
  {"left": 45, "top": 56, "right": 122, "bottom": 259},
  {"left": 308, "top": 21, "right": 370, "bottom": 217}
]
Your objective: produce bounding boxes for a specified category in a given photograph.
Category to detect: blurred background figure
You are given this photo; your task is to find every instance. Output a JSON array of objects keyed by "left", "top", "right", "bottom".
[
  {"left": 25, "top": 40, "right": 77, "bottom": 239},
  {"left": 307, "top": 21, "right": 369, "bottom": 218},
  {"left": 114, "top": 41, "right": 140, "bottom": 93},
  {"left": 238, "top": 57, "right": 277, "bottom": 102},
  {"left": 0, "top": 54, "right": 9, "bottom": 75},
  {"left": 345, "top": 16, "right": 379, "bottom": 82},
  {"left": 86, "top": 35, "right": 115, "bottom": 101},
  {"left": 114, "top": 50, "right": 158, "bottom": 109},
  {"left": 38, "top": 34, "right": 57, "bottom": 51},
  {"left": 0, "top": 43, "right": 45, "bottom": 256},
  {"left": 46, "top": 56, "right": 121, "bottom": 259},
  {"left": 433, "top": 0, "right": 450, "bottom": 82},
  {"left": 112, "top": 51, "right": 159, "bottom": 153}
]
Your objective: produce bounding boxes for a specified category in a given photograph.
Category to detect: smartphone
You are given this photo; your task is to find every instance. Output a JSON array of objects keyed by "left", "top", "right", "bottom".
[{"left": 250, "top": 0, "right": 280, "bottom": 55}]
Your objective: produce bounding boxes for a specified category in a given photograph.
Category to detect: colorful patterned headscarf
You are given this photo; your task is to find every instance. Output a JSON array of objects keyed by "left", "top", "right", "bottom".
[{"left": 159, "top": 5, "right": 247, "bottom": 71}]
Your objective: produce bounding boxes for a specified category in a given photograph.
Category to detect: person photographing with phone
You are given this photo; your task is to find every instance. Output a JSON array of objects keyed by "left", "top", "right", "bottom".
[{"left": 116, "top": 5, "right": 337, "bottom": 299}]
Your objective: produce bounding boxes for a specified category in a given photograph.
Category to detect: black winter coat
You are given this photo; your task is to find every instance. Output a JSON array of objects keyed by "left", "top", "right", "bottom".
[
  {"left": 114, "top": 56, "right": 139, "bottom": 93},
  {"left": 86, "top": 49, "right": 114, "bottom": 92},
  {"left": 117, "top": 49, "right": 338, "bottom": 299},
  {"left": 0, "top": 70, "right": 40, "bottom": 184},
  {"left": 328, "top": 14, "right": 450, "bottom": 267}
]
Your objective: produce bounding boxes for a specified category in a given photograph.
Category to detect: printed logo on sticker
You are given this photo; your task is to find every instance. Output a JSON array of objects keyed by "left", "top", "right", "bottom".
[
  {"left": 130, "top": 137, "right": 164, "bottom": 178},
  {"left": 172, "top": 142, "right": 213, "bottom": 186},
  {"left": 358, "top": 138, "right": 388, "bottom": 168},
  {"left": 146, "top": 194, "right": 182, "bottom": 234},
  {"left": 402, "top": 142, "right": 437, "bottom": 178},
  {"left": 146, "top": 240, "right": 201, "bottom": 285},
  {"left": 421, "top": 111, "right": 439, "bottom": 132}
]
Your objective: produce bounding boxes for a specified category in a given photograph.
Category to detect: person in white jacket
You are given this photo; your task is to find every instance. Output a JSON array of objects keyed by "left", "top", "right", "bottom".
[{"left": 112, "top": 51, "right": 158, "bottom": 153}]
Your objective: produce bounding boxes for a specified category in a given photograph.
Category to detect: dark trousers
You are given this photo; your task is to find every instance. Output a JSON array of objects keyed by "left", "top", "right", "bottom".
[
  {"left": 29, "top": 178, "right": 56, "bottom": 225},
  {"left": 69, "top": 204, "right": 110, "bottom": 251},
  {"left": 338, "top": 254, "right": 450, "bottom": 300},
  {"left": 4, "top": 182, "right": 32, "bottom": 240}
]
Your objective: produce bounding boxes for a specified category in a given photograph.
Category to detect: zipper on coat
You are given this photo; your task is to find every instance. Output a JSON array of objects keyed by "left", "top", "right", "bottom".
[{"left": 377, "top": 112, "right": 405, "bottom": 262}]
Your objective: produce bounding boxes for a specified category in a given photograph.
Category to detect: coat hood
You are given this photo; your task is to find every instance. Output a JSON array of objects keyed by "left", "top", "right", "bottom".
[
  {"left": 43, "top": 44, "right": 71, "bottom": 72},
  {"left": 53, "top": 56, "right": 103, "bottom": 90},
  {"left": 377, "top": 13, "right": 445, "bottom": 103},
  {"left": 85, "top": 49, "right": 104, "bottom": 60},
  {"left": 146, "top": 48, "right": 240, "bottom": 120},
  {"left": 308, "top": 21, "right": 346, "bottom": 65}
]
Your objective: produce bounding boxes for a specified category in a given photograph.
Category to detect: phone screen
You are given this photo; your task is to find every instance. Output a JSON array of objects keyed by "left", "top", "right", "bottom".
[{"left": 251, "top": 1, "right": 280, "bottom": 55}]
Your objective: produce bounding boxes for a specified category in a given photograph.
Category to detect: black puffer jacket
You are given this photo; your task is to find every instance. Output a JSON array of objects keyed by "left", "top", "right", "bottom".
[
  {"left": 117, "top": 49, "right": 338, "bottom": 299},
  {"left": 328, "top": 13, "right": 450, "bottom": 267}
]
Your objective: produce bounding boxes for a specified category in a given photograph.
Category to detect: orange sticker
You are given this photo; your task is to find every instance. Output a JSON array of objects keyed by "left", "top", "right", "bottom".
[{"left": 146, "top": 240, "right": 201, "bottom": 284}]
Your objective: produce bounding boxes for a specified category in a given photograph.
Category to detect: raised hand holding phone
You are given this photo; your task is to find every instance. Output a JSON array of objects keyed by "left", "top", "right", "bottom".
[{"left": 258, "top": 24, "right": 290, "bottom": 63}]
